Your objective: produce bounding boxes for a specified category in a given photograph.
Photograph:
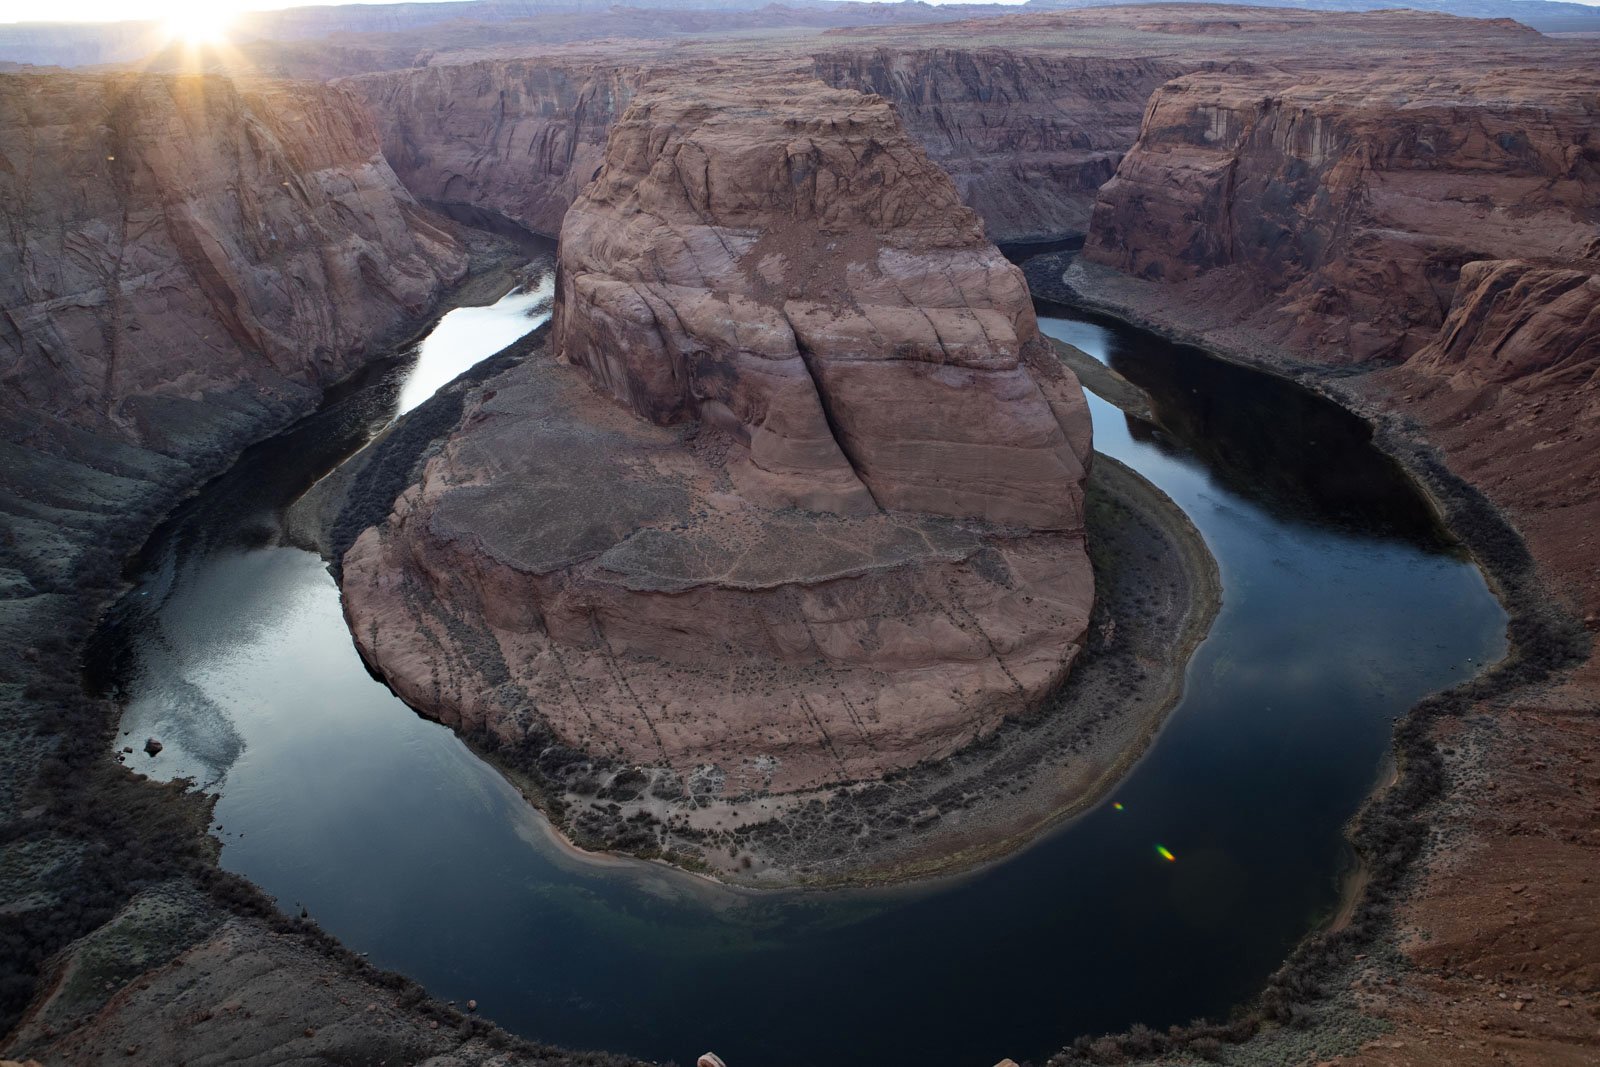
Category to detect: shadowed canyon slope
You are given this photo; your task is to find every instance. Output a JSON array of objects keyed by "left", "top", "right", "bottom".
[
  {"left": 0, "top": 73, "right": 465, "bottom": 592},
  {"left": 342, "top": 72, "right": 1094, "bottom": 798}
]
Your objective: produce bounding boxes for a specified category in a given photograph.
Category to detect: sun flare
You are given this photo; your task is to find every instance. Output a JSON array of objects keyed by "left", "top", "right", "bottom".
[{"left": 160, "top": 2, "right": 237, "bottom": 46}]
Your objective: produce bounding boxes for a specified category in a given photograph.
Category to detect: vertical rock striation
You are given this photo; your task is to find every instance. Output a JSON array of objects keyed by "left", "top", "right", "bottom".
[
  {"left": 346, "top": 59, "right": 643, "bottom": 237},
  {"left": 0, "top": 71, "right": 465, "bottom": 596},
  {"left": 341, "top": 72, "right": 1094, "bottom": 802}
]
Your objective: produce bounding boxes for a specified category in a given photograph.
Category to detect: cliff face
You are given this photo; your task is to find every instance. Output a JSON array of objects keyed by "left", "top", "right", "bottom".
[
  {"left": 1074, "top": 57, "right": 1600, "bottom": 599},
  {"left": 1069, "top": 62, "right": 1600, "bottom": 1064},
  {"left": 0, "top": 73, "right": 465, "bottom": 434},
  {"left": 553, "top": 76, "right": 1091, "bottom": 526},
  {"left": 1083, "top": 67, "right": 1600, "bottom": 363},
  {"left": 811, "top": 48, "right": 1189, "bottom": 242},
  {"left": 342, "top": 74, "right": 1094, "bottom": 800},
  {"left": 348, "top": 47, "right": 1185, "bottom": 245},
  {"left": 0, "top": 72, "right": 464, "bottom": 592},
  {"left": 346, "top": 59, "right": 643, "bottom": 237}
]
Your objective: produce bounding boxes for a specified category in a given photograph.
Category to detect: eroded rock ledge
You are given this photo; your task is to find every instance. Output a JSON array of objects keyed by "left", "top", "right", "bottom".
[{"left": 342, "top": 73, "right": 1094, "bottom": 810}]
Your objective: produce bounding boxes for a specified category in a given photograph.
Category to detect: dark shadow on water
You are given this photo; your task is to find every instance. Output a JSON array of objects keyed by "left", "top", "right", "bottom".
[{"left": 1039, "top": 298, "right": 1455, "bottom": 554}]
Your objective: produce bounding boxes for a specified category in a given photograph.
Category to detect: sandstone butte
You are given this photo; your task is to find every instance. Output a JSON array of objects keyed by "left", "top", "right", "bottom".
[{"left": 341, "top": 72, "right": 1095, "bottom": 797}]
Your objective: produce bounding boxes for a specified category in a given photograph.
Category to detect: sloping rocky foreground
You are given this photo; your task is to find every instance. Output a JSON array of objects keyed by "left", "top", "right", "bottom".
[{"left": 342, "top": 72, "right": 1094, "bottom": 803}]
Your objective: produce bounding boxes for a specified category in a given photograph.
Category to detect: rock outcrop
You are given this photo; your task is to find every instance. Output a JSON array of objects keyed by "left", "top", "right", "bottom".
[
  {"left": 1413, "top": 259, "right": 1600, "bottom": 391},
  {"left": 1082, "top": 66, "right": 1599, "bottom": 364},
  {"left": 0, "top": 71, "right": 464, "bottom": 591},
  {"left": 342, "top": 74, "right": 1093, "bottom": 799},
  {"left": 811, "top": 49, "right": 1187, "bottom": 242}
]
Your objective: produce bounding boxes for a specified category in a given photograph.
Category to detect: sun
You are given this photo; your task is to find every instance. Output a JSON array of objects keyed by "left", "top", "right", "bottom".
[{"left": 160, "top": 1, "right": 237, "bottom": 46}]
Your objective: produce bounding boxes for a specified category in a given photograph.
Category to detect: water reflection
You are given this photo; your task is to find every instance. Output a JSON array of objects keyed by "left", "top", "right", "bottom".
[
  {"left": 1042, "top": 306, "right": 1451, "bottom": 550},
  {"left": 395, "top": 275, "right": 554, "bottom": 416},
  {"left": 91, "top": 296, "right": 1506, "bottom": 1067}
]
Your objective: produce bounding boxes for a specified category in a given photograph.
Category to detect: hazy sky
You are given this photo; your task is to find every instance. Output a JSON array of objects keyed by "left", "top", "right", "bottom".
[
  {"left": 3, "top": 0, "right": 1013, "bottom": 24},
  {"left": 0, "top": 0, "right": 1589, "bottom": 25}
]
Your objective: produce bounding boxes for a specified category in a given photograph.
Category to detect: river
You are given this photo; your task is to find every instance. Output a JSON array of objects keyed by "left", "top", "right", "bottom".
[{"left": 90, "top": 261, "right": 1506, "bottom": 1067}]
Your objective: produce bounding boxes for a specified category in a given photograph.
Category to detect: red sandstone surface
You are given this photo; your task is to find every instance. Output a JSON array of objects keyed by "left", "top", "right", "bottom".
[
  {"left": 342, "top": 72, "right": 1094, "bottom": 797},
  {"left": 0, "top": 73, "right": 465, "bottom": 435}
]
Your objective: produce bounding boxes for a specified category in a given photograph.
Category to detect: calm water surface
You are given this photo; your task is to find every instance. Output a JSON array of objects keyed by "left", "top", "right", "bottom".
[{"left": 93, "top": 286, "right": 1506, "bottom": 1067}]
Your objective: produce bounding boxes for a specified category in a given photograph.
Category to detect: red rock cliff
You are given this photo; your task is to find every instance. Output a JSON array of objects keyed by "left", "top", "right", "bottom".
[
  {"left": 0, "top": 72, "right": 465, "bottom": 434},
  {"left": 0, "top": 71, "right": 465, "bottom": 596},
  {"left": 811, "top": 48, "right": 1187, "bottom": 242},
  {"left": 1082, "top": 66, "right": 1599, "bottom": 364},
  {"left": 342, "top": 73, "right": 1094, "bottom": 800},
  {"left": 346, "top": 58, "right": 643, "bottom": 237}
]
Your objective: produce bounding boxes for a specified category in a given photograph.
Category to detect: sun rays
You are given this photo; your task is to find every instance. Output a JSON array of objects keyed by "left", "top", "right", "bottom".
[{"left": 161, "top": 3, "right": 236, "bottom": 46}]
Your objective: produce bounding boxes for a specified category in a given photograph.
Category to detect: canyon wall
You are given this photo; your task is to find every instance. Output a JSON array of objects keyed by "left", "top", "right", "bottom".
[
  {"left": 341, "top": 8, "right": 1551, "bottom": 249},
  {"left": 811, "top": 48, "right": 1188, "bottom": 242},
  {"left": 1073, "top": 58, "right": 1600, "bottom": 599},
  {"left": 1082, "top": 67, "right": 1600, "bottom": 364},
  {"left": 342, "top": 72, "right": 1094, "bottom": 802},
  {"left": 347, "top": 46, "right": 1185, "bottom": 244},
  {"left": 0, "top": 71, "right": 465, "bottom": 597},
  {"left": 346, "top": 59, "right": 643, "bottom": 237}
]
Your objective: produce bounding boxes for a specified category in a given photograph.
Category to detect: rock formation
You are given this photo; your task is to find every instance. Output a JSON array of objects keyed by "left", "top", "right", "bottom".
[
  {"left": 346, "top": 58, "right": 644, "bottom": 236},
  {"left": 342, "top": 73, "right": 1093, "bottom": 798},
  {"left": 1082, "top": 65, "right": 1599, "bottom": 363},
  {"left": 341, "top": 8, "right": 1562, "bottom": 249},
  {"left": 0, "top": 71, "right": 465, "bottom": 593},
  {"left": 1068, "top": 49, "right": 1600, "bottom": 1067},
  {"left": 810, "top": 49, "right": 1187, "bottom": 242}
]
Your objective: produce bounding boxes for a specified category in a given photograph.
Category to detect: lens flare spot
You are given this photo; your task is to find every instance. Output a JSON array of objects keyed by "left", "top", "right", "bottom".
[
  {"left": 1155, "top": 844, "right": 1177, "bottom": 862},
  {"left": 1112, "top": 802, "right": 1125, "bottom": 811}
]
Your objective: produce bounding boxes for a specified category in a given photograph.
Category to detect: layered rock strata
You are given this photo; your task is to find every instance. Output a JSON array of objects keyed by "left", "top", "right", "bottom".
[
  {"left": 1082, "top": 66, "right": 1599, "bottom": 364},
  {"left": 342, "top": 8, "right": 1566, "bottom": 249},
  {"left": 810, "top": 50, "right": 1188, "bottom": 242},
  {"left": 0, "top": 70, "right": 465, "bottom": 609},
  {"left": 343, "top": 75, "right": 1094, "bottom": 797},
  {"left": 1073, "top": 59, "right": 1600, "bottom": 609},
  {"left": 347, "top": 59, "right": 644, "bottom": 237}
]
